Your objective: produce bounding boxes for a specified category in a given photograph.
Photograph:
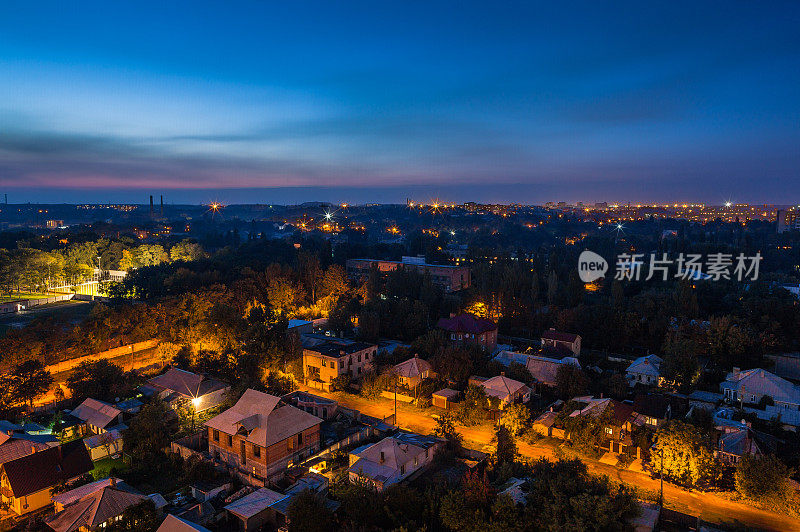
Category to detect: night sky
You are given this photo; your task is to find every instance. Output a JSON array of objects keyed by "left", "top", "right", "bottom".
[{"left": 1, "top": 1, "right": 798, "bottom": 204}]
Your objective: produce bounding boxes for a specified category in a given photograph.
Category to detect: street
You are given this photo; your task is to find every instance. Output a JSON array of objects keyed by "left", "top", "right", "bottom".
[{"left": 302, "top": 386, "right": 800, "bottom": 532}]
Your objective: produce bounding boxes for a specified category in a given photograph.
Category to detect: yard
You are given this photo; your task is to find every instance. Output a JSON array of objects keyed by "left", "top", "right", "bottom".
[{"left": 91, "top": 456, "right": 130, "bottom": 479}]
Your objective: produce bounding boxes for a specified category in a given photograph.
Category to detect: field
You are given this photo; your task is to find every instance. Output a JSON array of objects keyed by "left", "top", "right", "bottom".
[{"left": 0, "top": 292, "right": 51, "bottom": 303}]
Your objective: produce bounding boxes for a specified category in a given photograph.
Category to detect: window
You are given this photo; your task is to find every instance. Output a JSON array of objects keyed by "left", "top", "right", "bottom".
[
  {"left": 298, "top": 432, "right": 303, "bottom": 445},
  {"left": 321, "top": 359, "right": 326, "bottom": 367},
  {"left": 253, "top": 444, "right": 261, "bottom": 458},
  {"left": 358, "top": 354, "right": 362, "bottom": 362},
  {"left": 400, "top": 465, "right": 405, "bottom": 475},
  {"left": 227, "top": 435, "right": 233, "bottom": 446},
  {"left": 331, "top": 362, "right": 336, "bottom": 370},
  {"left": 213, "top": 430, "right": 219, "bottom": 442},
  {"left": 604, "top": 427, "right": 613, "bottom": 435}
]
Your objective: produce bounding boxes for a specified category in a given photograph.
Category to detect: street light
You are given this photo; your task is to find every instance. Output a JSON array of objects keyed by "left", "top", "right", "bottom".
[{"left": 191, "top": 397, "right": 201, "bottom": 432}]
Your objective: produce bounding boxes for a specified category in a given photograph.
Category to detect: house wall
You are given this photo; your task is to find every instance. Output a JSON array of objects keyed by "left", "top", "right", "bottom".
[
  {"left": 1, "top": 482, "right": 54, "bottom": 516},
  {"left": 303, "top": 347, "right": 375, "bottom": 385},
  {"left": 208, "top": 424, "right": 321, "bottom": 483}
]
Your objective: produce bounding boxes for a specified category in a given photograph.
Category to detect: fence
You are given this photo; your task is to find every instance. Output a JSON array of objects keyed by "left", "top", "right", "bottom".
[
  {"left": 0, "top": 293, "right": 76, "bottom": 314},
  {"left": 44, "top": 339, "right": 160, "bottom": 374}
]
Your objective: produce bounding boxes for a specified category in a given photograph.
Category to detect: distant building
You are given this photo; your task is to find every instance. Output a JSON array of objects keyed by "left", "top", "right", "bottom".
[
  {"left": 540, "top": 329, "right": 581, "bottom": 355},
  {"left": 437, "top": 313, "right": 498, "bottom": 352},
  {"left": 46, "top": 220, "right": 65, "bottom": 229},
  {"left": 142, "top": 367, "right": 230, "bottom": 412},
  {"left": 287, "top": 319, "right": 313, "bottom": 335},
  {"left": 205, "top": 389, "right": 322, "bottom": 484},
  {"left": 346, "top": 257, "right": 471, "bottom": 292},
  {"left": 348, "top": 432, "right": 443, "bottom": 491},
  {"left": 281, "top": 391, "right": 339, "bottom": 420},
  {"left": 777, "top": 208, "right": 800, "bottom": 233},
  {"left": 626, "top": 355, "right": 663, "bottom": 387},
  {"left": 716, "top": 428, "right": 763, "bottom": 465},
  {"left": 301, "top": 334, "right": 376, "bottom": 391}
]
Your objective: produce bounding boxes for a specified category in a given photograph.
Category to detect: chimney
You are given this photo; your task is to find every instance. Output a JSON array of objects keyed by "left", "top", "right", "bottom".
[
  {"left": 732, "top": 367, "right": 740, "bottom": 378},
  {"left": 31, "top": 445, "right": 37, "bottom": 454},
  {"left": 500, "top": 371, "right": 505, "bottom": 377},
  {"left": 110, "top": 478, "right": 117, "bottom": 487},
  {"left": 149, "top": 195, "right": 154, "bottom": 215},
  {"left": 379, "top": 451, "right": 385, "bottom": 463},
  {"left": 160, "top": 195, "right": 163, "bottom": 215}
]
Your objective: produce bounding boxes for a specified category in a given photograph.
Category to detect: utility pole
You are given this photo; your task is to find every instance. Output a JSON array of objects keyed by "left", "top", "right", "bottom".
[
  {"left": 394, "top": 381, "right": 398, "bottom": 426},
  {"left": 659, "top": 445, "right": 664, "bottom": 507}
]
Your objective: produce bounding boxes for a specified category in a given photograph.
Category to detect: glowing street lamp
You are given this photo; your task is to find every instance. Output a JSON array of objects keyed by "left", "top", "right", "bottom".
[{"left": 191, "top": 396, "right": 201, "bottom": 432}]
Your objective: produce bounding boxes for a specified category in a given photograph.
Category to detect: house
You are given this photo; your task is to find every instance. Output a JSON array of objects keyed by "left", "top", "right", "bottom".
[
  {"left": 531, "top": 411, "right": 558, "bottom": 438},
  {"left": 157, "top": 514, "right": 212, "bottom": 532},
  {"left": 716, "top": 428, "right": 763, "bottom": 465},
  {"left": 45, "top": 478, "right": 150, "bottom": 532},
  {"left": 281, "top": 391, "right": 338, "bottom": 420},
  {"left": 69, "top": 398, "right": 124, "bottom": 436},
  {"left": 631, "top": 393, "right": 688, "bottom": 429},
  {"left": 142, "top": 367, "right": 230, "bottom": 412},
  {"left": 720, "top": 367, "right": 800, "bottom": 410},
  {"left": 437, "top": 313, "right": 498, "bottom": 352},
  {"left": 0, "top": 439, "right": 93, "bottom": 515},
  {"left": 525, "top": 354, "right": 581, "bottom": 388},
  {"left": 348, "top": 432, "right": 443, "bottom": 491},
  {"left": 432, "top": 389, "right": 460, "bottom": 410},
  {"left": 626, "top": 355, "right": 663, "bottom": 387},
  {"left": 497, "top": 477, "right": 530, "bottom": 506},
  {"left": 205, "top": 389, "right": 322, "bottom": 484},
  {"left": 83, "top": 429, "right": 124, "bottom": 461},
  {"left": 540, "top": 329, "right": 581, "bottom": 355},
  {"left": 224, "top": 487, "right": 285, "bottom": 531},
  {"left": 479, "top": 375, "right": 531, "bottom": 406},
  {"left": 566, "top": 397, "right": 644, "bottom": 456},
  {"left": 492, "top": 350, "right": 529, "bottom": 368},
  {"left": 266, "top": 474, "right": 339, "bottom": 529},
  {"left": 393, "top": 355, "right": 435, "bottom": 389},
  {"left": 301, "top": 334, "right": 376, "bottom": 391}
]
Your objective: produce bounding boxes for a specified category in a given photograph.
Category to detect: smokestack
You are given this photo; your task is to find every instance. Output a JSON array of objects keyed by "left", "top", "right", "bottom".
[
  {"left": 160, "top": 195, "right": 163, "bottom": 215},
  {"left": 149, "top": 195, "right": 154, "bottom": 215}
]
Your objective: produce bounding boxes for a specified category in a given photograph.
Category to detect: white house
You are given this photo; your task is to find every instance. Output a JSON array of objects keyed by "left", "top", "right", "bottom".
[
  {"left": 348, "top": 432, "right": 443, "bottom": 491},
  {"left": 720, "top": 367, "right": 800, "bottom": 410},
  {"left": 625, "top": 355, "right": 663, "bottom": 387}
]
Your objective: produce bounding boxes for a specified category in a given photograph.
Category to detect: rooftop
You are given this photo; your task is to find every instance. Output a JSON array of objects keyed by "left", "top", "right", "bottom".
[{"left": 436, "top": 313, "right": 497, "bottom": 334}]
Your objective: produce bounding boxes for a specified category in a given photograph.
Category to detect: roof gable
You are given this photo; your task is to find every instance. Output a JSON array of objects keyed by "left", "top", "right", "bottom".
[{"left": 2, "top": 440, "right": 93, "bottom": 498}]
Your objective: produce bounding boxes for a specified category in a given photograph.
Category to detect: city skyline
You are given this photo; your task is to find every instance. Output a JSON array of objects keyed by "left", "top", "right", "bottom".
[{"left": 1, "top": 1, "right": 798, "bottom": 204}]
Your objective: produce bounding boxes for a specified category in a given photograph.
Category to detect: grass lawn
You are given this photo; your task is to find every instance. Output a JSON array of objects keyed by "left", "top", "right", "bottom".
[
  {"left": 0, "top": 292, "right": 50, "bottom": 303},
  {"left": 92, "top": 456, "right": 129, "bottom": 479}
]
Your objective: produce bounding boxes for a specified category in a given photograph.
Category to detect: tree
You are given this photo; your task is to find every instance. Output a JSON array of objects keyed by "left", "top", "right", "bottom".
[
  {"left": 107, "top": 500, "right": 159, "bottom": 532},
  {"left": 433, "top": 411, "right": 462, "bottom": 452},
  {"left": 124, "top": 399, "right": 172, "bottom": 461},
  {"left": 499, "top": 402, "right": 531, "bottom": 437},
  {"left": 735, "top": 454, "right": 793, "bottom": 502},
  {"left": 287, "top": 489, "right": 335, "bottom": 532},
  {"left": 494, "top": 425, "right": 518, "bottom": 466},
  {"left": 524, "top": 459, "right": 639, "bottom": 530},
  {"left": 660, "top": 335, "right": 699, "bottom": 391},
  {"left": 169, "top": 240, "right": 205, "bottom": 262},
  {"left": 651, "top": 421, "right": 721, "bottom": 488},
  {"left": 66, "top": 360, "right": 128, "bottom": 403},
  {"left": 555, "top": 364, "right": 588, "bottom": 399},
  {"left": 265, "top": 276, "right": 302, "bottom": 315},
  {"left": 320, "top": 265, "right": 349, "bottom": 301},
  {"left": 9, "top": 360, "right": 53, "bottom": 407}
]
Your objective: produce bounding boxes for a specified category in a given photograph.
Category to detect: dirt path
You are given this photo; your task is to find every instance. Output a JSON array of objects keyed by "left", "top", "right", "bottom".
[{"left": 301, "top": 386, "right": 800, "bottom": 532}]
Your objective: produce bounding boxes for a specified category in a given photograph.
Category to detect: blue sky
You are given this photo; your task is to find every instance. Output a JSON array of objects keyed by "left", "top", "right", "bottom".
[{"left": 0, "top": 1, "right": 798, "bottom": 204}]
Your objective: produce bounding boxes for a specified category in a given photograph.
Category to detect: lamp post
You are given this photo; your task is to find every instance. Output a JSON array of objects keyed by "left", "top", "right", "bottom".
[
  {"left": 191, "top": 397, "right": 201, "bottom": 432},
  {"left": 659, "top": 445, "right": 664, "bottom": 507}
]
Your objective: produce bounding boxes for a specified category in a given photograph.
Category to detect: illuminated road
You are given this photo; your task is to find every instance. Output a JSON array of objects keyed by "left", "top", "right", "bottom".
[{"left": 301, "top": 386, "right": 800, "bottom": 532}]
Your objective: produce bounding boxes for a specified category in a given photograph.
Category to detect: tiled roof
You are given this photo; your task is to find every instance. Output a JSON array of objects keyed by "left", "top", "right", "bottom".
[
  {"left": 0, "top": 436, "right": 54, "bottom": 466},
  {"left": 632, "top": 394, "right": 688, "bottom": 420},
  {"left": 204, "top": 389, "right": 321, "bottom": 448},
  {"left": 436, "top": 313, "right": 497, "bottom": 334},
  {"left": 224, "top": 488, "right": 285, "bottom": 519},
  {"left": 147, "top": 368, "right": 229, "bottom": 399},
  {"left": 718, "top": 429, "right": 762, "bottom": 458},
  {"left": 2, "top": 439, "right": 93, "bottom": 498},
  {"left": 432, "top": 388, "right": 460, "bottom": 399},
  {"left": 393, "top": 356, "right": 433, "bottom": 379},
  {"left": 626, "top": 355, "right": 663, "bottom": 377},
  {"left": 157, "top": 514, "right": 213, "bottom": 532},
  {"left": 70, "top": 398, "right": 122, "bottom": 430},
  {"left": 541, "top": 330, "right": 579, "bottom": 343},
  {"left": 481, "top": 375, "right": 530, "bottom": 401},
  {"left": 46, "top": 482, "right": 147, "bottom": 532}
]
